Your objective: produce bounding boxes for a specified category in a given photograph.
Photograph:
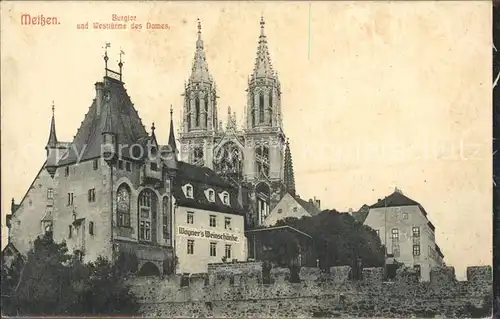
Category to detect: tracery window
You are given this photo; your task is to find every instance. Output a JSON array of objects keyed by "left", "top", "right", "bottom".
[
  {"left": 162, "top": 196, "right": 170, "bottom": 243},
  {"left": 195, "top": 97, "right": 200, "bottom": 127},
  {"left": 269, "top": 91, "right": 273, "bottom": 125},
  {"left": 259, "top": 93, "right": 264, "bottom": 123},
  {"left": 138, "top": 189, "right": 157, "bottom": 242},
  {"left": 117, "top": 185, "right": 131, "bottom": 227},
  {"left": 255, "top": 145, "right": 270, "bottom": 178}
]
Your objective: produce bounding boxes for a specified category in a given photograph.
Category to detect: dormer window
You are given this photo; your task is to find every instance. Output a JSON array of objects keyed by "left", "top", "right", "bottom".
[
  {"left": 184, "top": 184, "right": 194, "bottom": 199},
  {"left": 206, "top": 189, "right": 215, "bottom": 202},
  {"left": 219, "top": 191, "right": 230, "bottom": 206}
]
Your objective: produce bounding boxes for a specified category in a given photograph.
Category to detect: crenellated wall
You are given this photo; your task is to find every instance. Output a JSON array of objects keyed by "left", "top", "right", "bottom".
[{"left": 128, "top": 262, "right": 492, "bottom": 318}]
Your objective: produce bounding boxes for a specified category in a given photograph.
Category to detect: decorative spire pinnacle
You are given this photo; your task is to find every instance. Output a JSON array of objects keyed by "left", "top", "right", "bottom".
[
  {"left": 168, "top": 105, "right": 178, "bottom": 157},
  {"left": 189, "top": 19, "right": 213, "bottom": 84},
  {"left": 252, "top": 16, "right": 275, "bottom": 79},
  {"left": 118, "top": 48, "right": 125, "bottom": 81},
  {"left": 284, "top": 138, "right": 296, "bottom": 197},
  {"left": 46, "top": 100, "right": 58, "bottom": 148},
  {"left": 151, "top": 122, "right": 156, "bottom": 135},
  {"left": 103, "top": 42, "right": 111, "bottom": 69}
]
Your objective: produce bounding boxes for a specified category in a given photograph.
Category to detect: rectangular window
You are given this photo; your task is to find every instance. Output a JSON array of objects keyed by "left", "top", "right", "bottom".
[
  {"left": 375, "top": 230, "right": 380, "bottom": 237},
  {"left": 223, "top": 194, "right": 229, "bottom": 204},
  {"left": 391, "top": 228, "right": 399, "bottom": 240},
  {"left": 412, "top": 227, "right": 420, "bottom": 238},
  {"left": 278, "top": 208, "right": 282, "bottom": 214},
  {"left": 67, "top": 193, "right": 74, "bottom": 206},
  {"left": 209, "top": 215, "right": 216, "bottom": 227},
  {"left": 151, "top": 163, "right": 158, "bottom": 171},
  {"left": 47, "top": 188, "right": 54, "bottom": 199},
  {"left": 187, "top": 239, "right": 194, "bottom": 254},
  {"left": 225, "top": 244, "right": 232, "bottom": 259},
  {"left": 68, "top": 225, "right": 72, "bottom": 238},
  {"left": 403, "top": 212, "right": 409, "bottom": 220},
  {"left": 187, "top": 212, "right": 194, "bottom": 224},
  {"left": 139, "top": 220, "right": 151, "bottom": 241},
  {"left": 118, "top": 160, "right": 124, "bottom": 170},
  {"left": 414, "top": 264, "right": 421, "bottom": 276},
  {"left": 93, "top": 159, "right": 99, "bottom": 170},
  {"left": 210, "top": 242, "right": 217, "bottom": 257},
  {"left": 118, "top": 212, "right": 130, "bottom": 227},
  {"left": 126, "top": 162, "right": 132, "bottom": 172},
  {"left": 88, "top": 189, "right": 96, "bottom": 203},
  {"left": 89, "top": 221, "right": 94, "bottom": 235},
  {"left": 413, "top": 245, "right": 421, "bottom": 256},
  {"left": 208, "top": 190, "right": 215, "bottom": 202},
  {"left": 224, "top": 217, "right": 231, "bottom": 230},
  {"left": 65, "top": 166, "right": 70, "bottom": 177}
]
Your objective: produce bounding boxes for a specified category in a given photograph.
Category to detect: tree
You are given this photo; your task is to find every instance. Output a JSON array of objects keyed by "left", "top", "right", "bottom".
[
  {"left": 274, "top": 210, "right": 385, "bottom": 269},
  {"left": 1, "top": 233, "right": 140, "bottom": 316}
]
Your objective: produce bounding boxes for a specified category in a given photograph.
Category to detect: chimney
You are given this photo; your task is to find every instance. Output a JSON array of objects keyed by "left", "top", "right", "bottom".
[
  {"left": 348, "top": 208, "right": 353, "bottom": 213},
  {"left": 309, "top": 199, "right": 313, "bottom": 203},
  {"left": 95, "top": 82, "right": 104, "bottom": 116}
]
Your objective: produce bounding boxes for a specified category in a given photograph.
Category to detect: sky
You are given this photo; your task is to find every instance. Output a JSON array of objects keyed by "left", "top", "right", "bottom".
[{"left": 0, "top": 1, "right": 491, "bottom": 280}]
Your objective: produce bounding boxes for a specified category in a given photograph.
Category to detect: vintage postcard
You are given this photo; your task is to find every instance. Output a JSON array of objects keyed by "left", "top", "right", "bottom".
[{"left": 0, "top": 1, "right": 494, "bottom": 317}]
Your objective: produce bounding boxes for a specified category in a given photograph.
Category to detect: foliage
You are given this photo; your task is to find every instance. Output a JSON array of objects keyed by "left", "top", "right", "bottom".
[
  {"left": 1, "top": 233, "right": 140, "bottom": 316},
  {"left": 274, "top": 210, "right": 385, "bottom": 269}
]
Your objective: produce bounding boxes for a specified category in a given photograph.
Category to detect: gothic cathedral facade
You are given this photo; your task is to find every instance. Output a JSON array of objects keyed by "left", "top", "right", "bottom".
[{"left": 178, "top": 18, "right": 296, "bottom": 229}]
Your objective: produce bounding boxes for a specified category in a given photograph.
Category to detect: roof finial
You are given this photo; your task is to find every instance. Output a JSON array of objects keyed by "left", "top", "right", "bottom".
[
  {"left": 151, "top": 122, "right": 155, "bottom": 133},
  {"left": 197, "top": 18, "right": 202, "bottom": 34},
  {"left": 170, "top": 104, "right": 173, "bottom": 118},
  {"left": 51, "top": 100, "right": 55, "bottom": 116},
  {"left": 260, "top": 15, "right": 265, "bottom": 36},
  {"left": 103, "top": 42, "right": 111, "bottom": 69}
]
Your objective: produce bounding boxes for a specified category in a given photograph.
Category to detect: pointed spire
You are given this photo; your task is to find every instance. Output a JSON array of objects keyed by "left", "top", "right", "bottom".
[
  {"left": 284, "top": 138, "right": 296, "bottom": 197},
  {"left": 252, "top": 16, "right": 275, "bottom": 79},
  {"left": 189, "top": 19, "right": 213, "bottom": 83},
  {"left": 103, "top": 42, "right": 110, "bottom": 70},
  {"left": 46, "top": 101, "right": 58, "bottom": 148},
  {"left": 168, "top": 105, "right": 178, "bottom": 156}
]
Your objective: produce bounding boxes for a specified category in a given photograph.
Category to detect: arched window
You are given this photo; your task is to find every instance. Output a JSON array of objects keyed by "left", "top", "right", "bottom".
[
  {"left": 138, "top": 189, "right": 157, "bottom": 242},
  {"left": 255, "top": 145, "right": 270, "bottom": 178},
  {"left": 162, "top": 196, "right": 170, "bottom": 244},
  {"left": 259, "top": 93, "right": 264, "bottom": 123},
  {"left": 269, "top": 91, "right": 273, "bottom": 125},
  {"left": 195, "top": 97, "right": 200, "bottom": 127},
  {"left": 186, "top": 100, "right": 191, "bottom": 130},
  {"left": 117, "top": 184, "right": 131, "bottom": 227},
  {"left": 204, "top": 96, "right": 208, "bottom": 128}
]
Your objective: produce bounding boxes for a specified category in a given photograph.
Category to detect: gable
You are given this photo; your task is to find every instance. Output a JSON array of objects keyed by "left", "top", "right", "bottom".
[{"left": 263, "top": 193, "right": 312, "bottom": 226}]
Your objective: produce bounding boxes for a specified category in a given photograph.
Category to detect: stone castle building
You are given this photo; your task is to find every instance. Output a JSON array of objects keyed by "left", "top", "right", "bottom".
[
  {"left": 178, "top": 18, "right": 298, "bottom": 229},
  {"left": 352, "top": 188, "right": 445, "bottom": 281}
]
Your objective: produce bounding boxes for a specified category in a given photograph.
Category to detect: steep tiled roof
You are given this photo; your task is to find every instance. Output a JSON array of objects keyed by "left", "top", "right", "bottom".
[
  {"left": 295, "top": 196, "right": 321, "bottom": 216},
  {"left": 436, "top": 244, "right": 444, "bottom": 258},
  {"left": 172, "top": 161, "right": 244, "bottom": 215},
  {"left": 369, "top": 191, "right": 429, "bottom": 217},
  {"left": 58, "top": 76, "right": 147, "bottom": 165}
]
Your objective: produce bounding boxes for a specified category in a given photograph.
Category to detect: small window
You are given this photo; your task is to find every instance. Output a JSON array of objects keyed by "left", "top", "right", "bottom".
[
  {"left": 208, "top": 190, "right": 215, "bottom": 202},
  {"left": 278, "top": 208, "right": 282, "bottom": 214},
  {"left": 93, "top": 159, "right": 99, "bottom": 170},
  {"left": 209, "top": 215, "right": 216, "bottom": 227},
  {"left": 187, "top": 239, "right": 194, "bottom": 254},
  {"left": 68, "top": 225, "right": 72, "bottom": 238},
  {"left": 412, "top": 227, "right": 420, "bottom": 238},
  {"left": 126, "top": 162, "right": 132, "bottom": 172},
  {"left": 403, "top": 212, "right": 409, "bottom": 220},
  {"left": 292, "top": 207, "right": 298, "bottom": 212},
  {"left": 186, "top": 185, "right": 193, "bottom": 198},
  {"left": 87, "top": 189, "right": 96, "bottom": 203},
  {"left": 375, "top": 229, "right": 380, "bottom": 237},
  {"left": 67, "top": 193, "right": 74, "bottom": 206},
  {"left": 391, "top": 228, "right": 399, "bottom": 240},
  {"left": 413, "top": 244, "right": 421, "bottom": 256},
  {"left": 65, "top": 166, "right": 70, "bottom": 177},
  {"left": 210, "top": 242, "right": 217, "bottom": 257},
  {"left": 222, "top": 193, "right": 229, "bottom": 205},
  {"left": 89, "top": 221, "right": 94, "bottom": 235},
  {"left": 151, "top": 162, "right": 158, "bottom": 171},
  {"left": 225, "top": 244, "right": 232, "bottom": 259},
  {"left": 414, "top": 264, "right": 421, "bottom": 276},
  {"left": 187, "top": 212, "right": 194, "bottom": 224},
  {"left": 224, "top": 217, "right": 231, "bottom": 230},
  {"left": 47, "top": 188, "right": 54, "bottom": 200},
  {"left": 118, "top": 160, "right": 124, "bottom": 170}
]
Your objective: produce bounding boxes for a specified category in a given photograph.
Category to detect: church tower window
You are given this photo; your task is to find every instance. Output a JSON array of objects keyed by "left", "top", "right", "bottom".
[
  {"left": 116, "top": 184, "right": 131, "bottom": 227},
  {"left": 204, "top": 96, "right": 208, "bottom": 128},
  {"left": 195, "top": 97, "right": 200, "bottom": 127},
  {"left": 269, "top": 91, "right": 273, "bottom": 125},
  {"left": 162, "top": 196, "right": 170, "bottom": 243},
  {"left": 259, "top": 93, "right": 265, "bottom": 123}
]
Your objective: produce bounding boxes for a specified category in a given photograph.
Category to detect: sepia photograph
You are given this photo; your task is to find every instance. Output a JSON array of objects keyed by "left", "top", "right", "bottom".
[{"left": 1, "top": 1, "right": 494, "bottom": 317}]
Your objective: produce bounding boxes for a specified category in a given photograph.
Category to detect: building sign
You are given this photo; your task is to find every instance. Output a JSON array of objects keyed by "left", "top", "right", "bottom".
[{"left": 178, "top": 226, "right": 239, "bottom": 242}]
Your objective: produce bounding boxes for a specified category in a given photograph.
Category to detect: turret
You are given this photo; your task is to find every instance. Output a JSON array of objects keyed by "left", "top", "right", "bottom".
[
  {"left": 101, "top": 95, "right": 116, "bottom": 163},
  {"left": 165, "top": 106, "right": 179, "bottom": 172},
  {"left": 45, "top": 102, "right": 59, "bottom": 178}
]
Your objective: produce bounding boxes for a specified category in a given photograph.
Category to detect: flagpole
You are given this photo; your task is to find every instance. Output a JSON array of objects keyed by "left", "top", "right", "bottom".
[{"left": 384, "top": 196, "right": 388, "bottom": 277}]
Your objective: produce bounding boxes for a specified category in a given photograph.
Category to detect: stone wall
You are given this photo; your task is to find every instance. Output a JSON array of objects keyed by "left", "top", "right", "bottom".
[{"left": 128, "top": 262, "right": 492, "bottom": 318}]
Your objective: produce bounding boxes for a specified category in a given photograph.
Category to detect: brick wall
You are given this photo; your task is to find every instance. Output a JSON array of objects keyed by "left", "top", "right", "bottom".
[{"left": 128, "top": 262, "right": 492, "bottom": 318}]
